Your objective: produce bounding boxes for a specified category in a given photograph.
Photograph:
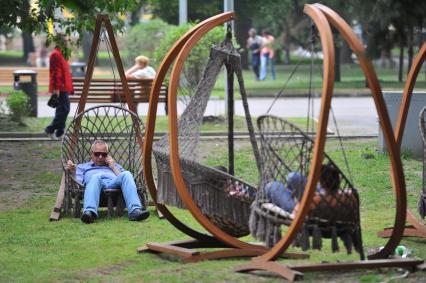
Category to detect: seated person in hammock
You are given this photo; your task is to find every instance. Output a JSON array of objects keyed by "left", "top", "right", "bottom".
[
  {"left": 125, "top": 55, "right": 156, "bottom": 79},
  {"left": 264, "top": 172, "right": 306, "bottom": 213},
  {"left": 292, "top": 163, "right": 354, "bottom": 218},
  {"left": 66, "top": 140, "right": 150, "bottom": 224}
]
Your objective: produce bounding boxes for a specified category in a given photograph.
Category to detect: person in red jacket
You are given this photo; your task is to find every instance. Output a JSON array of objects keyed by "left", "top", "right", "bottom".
[{"left": 44, "top": 35, "right": 74, "bottom": 140}]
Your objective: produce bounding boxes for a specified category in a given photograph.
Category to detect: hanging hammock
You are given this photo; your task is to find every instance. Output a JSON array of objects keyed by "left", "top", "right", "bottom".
[
  {"left": 249, "top": 115, "right": 363, "bottom": 258},
  {"left": 152, "top": 26, "right": 261, "bottom": 237},
  {"left": 52, "top": 14, "right": 148, "bottom": 219}
]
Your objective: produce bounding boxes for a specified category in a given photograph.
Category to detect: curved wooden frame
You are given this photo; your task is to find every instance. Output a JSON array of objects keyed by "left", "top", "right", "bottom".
[
  {"left": 235, "top": 4, "right": 423, "bottom": 280},
  {"left": 50, "top": 14, "right": 144, "bottom": 221},
  {"left": 378, "top": 42, "right": 426, "bottom": 239},
  {"left": 139, "top": 12, "right": 293, "bottom": 262}
]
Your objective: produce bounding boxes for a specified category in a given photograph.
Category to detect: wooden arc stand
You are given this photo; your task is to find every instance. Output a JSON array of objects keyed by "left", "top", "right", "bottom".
[
  {"left": 137, "top": 12, "right": 309, "bottom": 263},
  {"left": 378, "top": 42, "right": 426, "bottom": 239},
  {"left": 234, "top": 4, "right": 423, "bottom": 281},
  {"left": 49, "top": 14, "right": 142, "bottom": 221}
]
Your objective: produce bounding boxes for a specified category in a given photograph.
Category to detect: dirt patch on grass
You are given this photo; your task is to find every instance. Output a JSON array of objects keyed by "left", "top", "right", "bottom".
[{"left": 0, "top": 141, "right": 62, "bottom": 211}]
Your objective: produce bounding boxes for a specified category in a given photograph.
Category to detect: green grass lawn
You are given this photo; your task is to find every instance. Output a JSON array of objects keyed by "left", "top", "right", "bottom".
[{"left": 0, "top": 139, "right": 425, "bottom": 282}]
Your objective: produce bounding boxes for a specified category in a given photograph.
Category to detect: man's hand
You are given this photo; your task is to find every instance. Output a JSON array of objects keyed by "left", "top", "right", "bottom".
[
  {"left": 105, "top": 156, "right": 116, "bottom": 168},
  {"left": 106, "top": 156, "right": 121, "bottom": 176},
  {"left": 66, "top": 160, "right": 76, "bottom": 173}
]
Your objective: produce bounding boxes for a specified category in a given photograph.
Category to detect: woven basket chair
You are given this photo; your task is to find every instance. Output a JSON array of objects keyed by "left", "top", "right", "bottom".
[
  {"left": 249, "top": 115, "right": 364, "bottom": 259},
  {"left": 61, "top": 105, "right": 148, "bottom": 218},
  {"left": 153, "top": 30, "right": 261, "bottom": 238}
]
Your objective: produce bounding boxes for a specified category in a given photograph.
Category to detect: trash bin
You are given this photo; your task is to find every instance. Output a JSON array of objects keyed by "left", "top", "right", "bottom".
[
  {"left": 13, "top": 70, "right": 37, "bottom": 117},
  {"left": 378, "top": 91, "right": 426, "bottom": 158},
  {"left": 70, "top": 62, "right": 86, "bottom": 77}
]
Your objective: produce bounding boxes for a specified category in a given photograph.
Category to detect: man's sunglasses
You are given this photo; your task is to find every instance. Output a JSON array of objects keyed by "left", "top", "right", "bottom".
[{"left": 93, "top": 152, "right": 108, "bottom": 158}]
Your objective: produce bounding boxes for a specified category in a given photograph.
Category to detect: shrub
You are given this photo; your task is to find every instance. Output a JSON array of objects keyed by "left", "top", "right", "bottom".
[
  {"left": 6, "top": 90, "right": 29, "bottom": 124},
  {"left": 123, "top": 19, "right": 171, "bottom": 66},
  {"left": 153, "top": 23, "right": 226, "bottom": 99}
]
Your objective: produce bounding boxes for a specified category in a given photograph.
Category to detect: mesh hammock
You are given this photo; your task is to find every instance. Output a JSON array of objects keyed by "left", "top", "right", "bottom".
[
  {"left": 419, "top": 106, "right": 426, "bottom": 219},
  {"left": 249, "top": 115, "right": 364, "bottom": 259},
  {"left": 153, "top": 30, "right": 261, "bottom": 238},
  {"left": 61, "top": 105, "right": 148, "bottom": 216}
]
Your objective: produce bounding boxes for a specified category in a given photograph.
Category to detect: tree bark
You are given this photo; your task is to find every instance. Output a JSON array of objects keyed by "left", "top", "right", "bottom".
[
  {"left": 340, "top": 40, "right": 353, "bottom": 64},
  {"left": 22, "top": 32, "right": 35, "bottom": 62},
  {"left": 398, "top": 43, "right": 404, "bottom": 82},
  {"left": 335, "top": 45, "right": 341, "bottom": 82},
  {"left": 234, "top": 14, "right": 251, "bottom": 70}
]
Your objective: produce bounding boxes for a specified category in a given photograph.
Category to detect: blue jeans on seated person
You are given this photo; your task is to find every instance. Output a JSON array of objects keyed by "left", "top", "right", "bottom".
[
  {"left": 83, "top": 171, "right": 142, "bottom": 216},
  {"left": 264, "top": 181, "right": 295, "bottom": 213}
]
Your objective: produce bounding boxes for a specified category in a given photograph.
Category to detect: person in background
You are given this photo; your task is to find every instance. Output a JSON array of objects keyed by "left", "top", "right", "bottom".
[
  {"left": 259, "top": 29, "right": 276, "bottom": 81},
  {"left": 44, "top": 34, "right": 74, "bottom": 140},
  {"left": 264, "top": 172, "right": 306, "bottom": 213},
  {"left": 125, "top": 55, "right": 156, "bottom": 79},
  {"left": 246, "top": 28, "right": 263, "bottom": 80}
]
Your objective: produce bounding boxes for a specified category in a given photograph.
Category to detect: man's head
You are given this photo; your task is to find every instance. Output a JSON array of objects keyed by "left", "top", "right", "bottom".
[
  {"left": 248, "top": 28, "right": 257, "bottom": 37},
  {"left": 319, "top": 163, "right": 340, "bottom": 193},
  {"left": 90, "top": 140, "right": 109, "bottom": 166},
  {"left": 135, "top": 55, "right": 149, "bottom": 68}
]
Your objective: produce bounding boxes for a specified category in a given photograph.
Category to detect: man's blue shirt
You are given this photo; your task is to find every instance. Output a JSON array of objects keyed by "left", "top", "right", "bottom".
[{"left": 76, "top": 161, "right": 124, "bottom": 185}]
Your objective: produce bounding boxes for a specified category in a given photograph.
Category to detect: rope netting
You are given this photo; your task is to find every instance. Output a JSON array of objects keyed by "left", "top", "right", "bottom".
[
  {"left": 249, "top": 115, "right": 363, "bottom": 258},
  {"left": 153, "top": 31, "right": 261, "bottom": 237}
]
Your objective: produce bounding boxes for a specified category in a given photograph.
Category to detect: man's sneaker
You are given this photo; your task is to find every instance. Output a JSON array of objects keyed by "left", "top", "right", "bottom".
[
  {"left": 129, "top": 208, "right": 150, "bottom": 221},
  {"left": 81, "top": 211, "right": 96, "bottom": 224}
]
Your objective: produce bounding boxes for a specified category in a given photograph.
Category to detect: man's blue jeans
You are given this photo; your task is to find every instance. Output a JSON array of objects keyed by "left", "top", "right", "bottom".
[
  {"left": 83, "top": 171, "right": 142, "bottom": 216},
  {"left": 259, "top": 54, "right": 276, "bottom": 81}
]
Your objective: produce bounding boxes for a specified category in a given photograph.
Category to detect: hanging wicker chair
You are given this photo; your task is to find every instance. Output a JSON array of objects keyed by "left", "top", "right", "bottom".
[
  {"left": 61, "top": 105, "right": 148, "bottom": 217},
  {"left": 152, "top": 28, "right": 261, "bottom": 238},
  {"left": 249, "top": 115, "right": 364, "bottom": 259}
]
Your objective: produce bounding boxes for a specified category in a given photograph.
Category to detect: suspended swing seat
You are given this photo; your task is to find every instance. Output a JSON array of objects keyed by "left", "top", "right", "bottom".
[
  {"left": 49, "top": 14, "right": 148, "bottom": 221},
  {"left": 61, "top": 105, "right": 148, "bottom": 218},
  {"left": 249, "top": 115, "right": 364, "bottom": 257}
]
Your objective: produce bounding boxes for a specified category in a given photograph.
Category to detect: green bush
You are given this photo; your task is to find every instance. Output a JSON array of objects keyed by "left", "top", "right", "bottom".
[
  {"left": 6, "top": 90, "right": 29, "bottom": 123},
  {"left": 124, "top": 19, "right": 171, "bottom": 66},
  {"left": 153, "top": 23, "right": 226, "bottom": 96}
]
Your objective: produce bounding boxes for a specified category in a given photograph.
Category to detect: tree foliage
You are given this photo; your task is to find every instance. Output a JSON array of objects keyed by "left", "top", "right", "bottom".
[
  {"left": 124, "top": 19, "right": 170, "bottom": 66},
  {"left": 0, "top": 0, "right": 137, "bottom": 48}
]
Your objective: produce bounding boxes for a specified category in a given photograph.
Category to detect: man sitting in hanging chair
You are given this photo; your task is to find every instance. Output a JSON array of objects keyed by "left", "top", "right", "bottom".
[
  {"left": 264, "top": 172, "right": 306, "bottom": 214},
  {"left": 125, "top": 55, "right": 156, "bottom": 79},
  {"left": 66, "top": 140, "right": 150, "bottom": 224},
  {"left": 291, "top": 163, "right": 355, "bottom": 218}
]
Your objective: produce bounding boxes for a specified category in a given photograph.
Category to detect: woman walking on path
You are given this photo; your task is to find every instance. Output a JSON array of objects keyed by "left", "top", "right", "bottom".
[
  {"left": 246, "top": 28, "right": 263, "bottom": 80},
  {"left": 259, "top": 29, "right": 276, "bottom": 81},
  {"left": 44, "top": 35, "right": 74, "bottom": 140}
]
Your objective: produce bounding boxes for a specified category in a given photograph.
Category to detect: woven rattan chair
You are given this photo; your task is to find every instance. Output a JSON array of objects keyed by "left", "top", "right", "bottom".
[
  {"left": 61, "top": 105, "right": 148, "bottom": 218},
  {"left": 249, "top": 115, "right": 364, "bottom": 259}
]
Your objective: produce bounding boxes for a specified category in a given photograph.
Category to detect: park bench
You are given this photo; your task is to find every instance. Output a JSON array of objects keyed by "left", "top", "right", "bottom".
[
  {"left": 0, "top": 67, "right": 49, "bottom": 87},
  {"left": 70, "top": 77, "right": 168, "bottom": 114}
]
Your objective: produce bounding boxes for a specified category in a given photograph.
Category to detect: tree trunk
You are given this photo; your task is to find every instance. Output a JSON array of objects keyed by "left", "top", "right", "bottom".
[
  {"left": 407, "top": 28, "right": 414, "bottom": 74},
  {"left": 82, "top": 31, "right": 95, "bottom": 64},
  {"left": 340, "top": 40, "right": 353, "bottom": 64},
  {"left": 335, "top": 45, "right": 341, "bottom": 82},
  {"left": 22, "top": 32, "right": 35, "bottom": 62},
  {"left": 398, "top": 44, "right": 404, "bottom": 82},
  {"left": 234, "top": 6, "right": 251, "bottom": 70}
]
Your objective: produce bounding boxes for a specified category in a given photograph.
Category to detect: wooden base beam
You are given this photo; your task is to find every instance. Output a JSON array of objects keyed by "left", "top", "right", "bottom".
[
  {"left": 235, "top": 258, "right": 424, "bottom": 281},
  {"left": 138, "top": 239, "right": 309, "bottom": 264},
  {"left": 378, "top": 210, "right": 426, "bottom": 239}
]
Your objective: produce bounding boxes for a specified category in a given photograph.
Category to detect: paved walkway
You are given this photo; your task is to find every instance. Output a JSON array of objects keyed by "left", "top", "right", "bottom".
[{"left": 35, "top": 96, "right": 378, "bottom": 136}]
